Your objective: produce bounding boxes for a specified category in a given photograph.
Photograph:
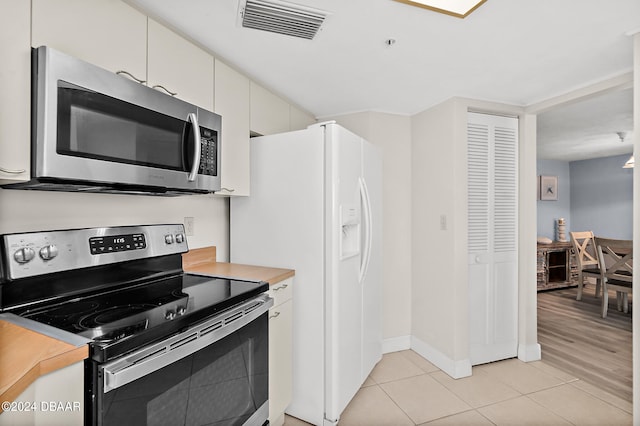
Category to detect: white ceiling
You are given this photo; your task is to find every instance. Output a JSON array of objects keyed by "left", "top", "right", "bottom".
[
  {"left": 125, "top": 0, "right": 639, "bottom": 161},
  {"left": 537, "top": 87, "right": 634, "bottom": 162}
]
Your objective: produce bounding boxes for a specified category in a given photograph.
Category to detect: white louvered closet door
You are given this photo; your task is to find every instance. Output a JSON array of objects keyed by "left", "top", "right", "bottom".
[{"left": 467, "top": 112, "right": 518, "bottom": 366}]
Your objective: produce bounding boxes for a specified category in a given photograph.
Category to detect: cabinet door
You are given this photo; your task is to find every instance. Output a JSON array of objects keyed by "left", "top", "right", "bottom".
[
  {"left": 147, "top": 19, "right": 214, "bottom": 111},
  {"left": 268, "top": 298, "right": 293, "bottom": 426},
  {"left": 0, "top": 0, "right": 30, "bottom": 183},
  {"left": 290, "top": 104, "right": 316, "bottom": 131},
  {"left": 214, "top": 60, "right": 251, "bottom": 196},
  {"left": 250, "top": 82, "right": 290, "bottom": 136},
  {"left": 32, "top": 0, "right": 147, "bottom": 80}
]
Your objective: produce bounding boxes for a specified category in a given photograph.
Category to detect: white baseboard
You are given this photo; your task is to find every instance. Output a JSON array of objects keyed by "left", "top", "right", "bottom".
[
  {"left": 410, "top": 336, "right": 472, "bottom": 379},
  {"left": 382, "top": 335, "right": 540, "bottom": 377},
  {"left": 382, "top": 335, "right": 411, "bottom": 353},
  {"left": 518, "top": 342, "right": 542, "bottom": 362}
]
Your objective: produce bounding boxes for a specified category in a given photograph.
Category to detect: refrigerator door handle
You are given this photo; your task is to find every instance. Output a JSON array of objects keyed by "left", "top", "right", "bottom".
[{"left": 358, "top": 177, "right": 373, "bottom": 283}]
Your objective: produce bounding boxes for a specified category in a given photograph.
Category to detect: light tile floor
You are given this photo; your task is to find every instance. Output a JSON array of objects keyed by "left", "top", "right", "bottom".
[{"left": 284, "top": 350, "right": 633, "bottom": 425}]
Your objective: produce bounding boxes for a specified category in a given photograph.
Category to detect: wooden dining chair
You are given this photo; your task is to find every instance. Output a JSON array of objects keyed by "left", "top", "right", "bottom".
[
  {"left": 570, "top": 231, "right": 602, "bottom": 300},
  {"left": 594, "top": 237, "right": 633, "bottom": 318}
]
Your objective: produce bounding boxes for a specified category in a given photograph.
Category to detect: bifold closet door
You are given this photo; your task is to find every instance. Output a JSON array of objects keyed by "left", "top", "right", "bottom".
[{"left": 467, "top": 112, "right": 518, "bottom": 366}]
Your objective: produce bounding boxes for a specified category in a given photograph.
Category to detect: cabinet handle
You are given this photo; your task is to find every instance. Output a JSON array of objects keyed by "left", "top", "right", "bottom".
[
  {"left": 152, "top": 85, "right": 178, "bottom": 97},
  {"left": 116, "top": 70, "right": 146, "bottom": 84},
  {"left": 269, "top": 311, "right": 281, "bottom": 319},
  {"left": 0, "top": 166, "right": 26, "bottom": 174},
  {"left": 273, "top": 283, "right": 288, "bottom": 291},
  {"left": 220, "top": 188, "right": 236, "bottom": 193}
]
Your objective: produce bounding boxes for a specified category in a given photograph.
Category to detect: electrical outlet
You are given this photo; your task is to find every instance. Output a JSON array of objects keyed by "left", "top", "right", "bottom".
[{"left": 184, "top": 217, "right": 195, "bottom": 236}]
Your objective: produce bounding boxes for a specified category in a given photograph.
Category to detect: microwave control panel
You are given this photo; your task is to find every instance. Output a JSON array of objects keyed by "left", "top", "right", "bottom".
[{"left": 199, "top": 128, "right": 217, "bottom": 177}]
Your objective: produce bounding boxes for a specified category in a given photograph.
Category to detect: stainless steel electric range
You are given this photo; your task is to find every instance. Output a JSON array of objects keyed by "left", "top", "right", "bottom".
[{"left": 0, "top": 224, "right": 272, "bottom": 426}]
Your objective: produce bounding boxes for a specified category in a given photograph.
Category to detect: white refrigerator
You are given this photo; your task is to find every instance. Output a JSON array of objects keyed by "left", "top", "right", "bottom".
[{"left": 230, "top": 122, "right": 382, "bottom": 426}]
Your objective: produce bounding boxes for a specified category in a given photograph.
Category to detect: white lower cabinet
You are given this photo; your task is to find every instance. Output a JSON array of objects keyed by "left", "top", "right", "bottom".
[
  {"left": 268, "top": 278, "right": 293, "bottom": 426},
  {"left": 0, "top": 362, "right": 84, "bottom": 426}
]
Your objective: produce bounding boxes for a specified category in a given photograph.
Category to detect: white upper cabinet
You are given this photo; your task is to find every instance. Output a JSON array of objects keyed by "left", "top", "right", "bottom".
[
  {"left": 250, "top": 82, "right": 290, "bottom": 136},
  {"left": 0, "top": 0, "right": 30, "bottom": 183},
  {"left": 32, "top": 0, "right": 147, "bottom": 81},
  {"left": 290, "top": 104, "right": 316, "bottom": 131},
  {"left": 147, "top": 20, "right": 214, "bottom": 111},
  {"left": 215, "top": 60, "right": 251, "bottom": 196}
]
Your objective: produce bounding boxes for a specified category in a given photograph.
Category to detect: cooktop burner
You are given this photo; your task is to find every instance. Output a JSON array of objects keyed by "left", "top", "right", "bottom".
[
  {"left": 15, "top": 272, "right": 268, "bottom": 361},
  {"left": 81, "top": 304, "right": 153, "bottom": 327},
  {"left": 21, "top": 276, "right": 188, "bottom": 334},
  {"left": 79, "top": 304, "right": 156, "bottom": 328}
]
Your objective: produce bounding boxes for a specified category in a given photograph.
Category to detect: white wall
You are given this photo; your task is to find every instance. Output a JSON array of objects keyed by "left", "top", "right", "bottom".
[
  {"left": 410, "top": 98, "right": 538, "bottom": 378},
  {"left": 324, "top": 111, "right": 413, "bottom": 346},
  {"left": 410, "top": 99, "right": 471, "bottom": 377},
  {"left": 0, "top": 189, "right": 230, "bottom": 260}
]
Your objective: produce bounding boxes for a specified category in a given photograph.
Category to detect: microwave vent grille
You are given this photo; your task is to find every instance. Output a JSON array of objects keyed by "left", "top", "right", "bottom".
[{"left": 239, "top": 0, "right": 329, "bottom": 40}]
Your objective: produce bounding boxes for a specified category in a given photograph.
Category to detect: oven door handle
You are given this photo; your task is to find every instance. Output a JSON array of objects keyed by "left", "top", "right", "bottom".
[{"left": 101, "top": 294, "right": 273, "bottom": 393}]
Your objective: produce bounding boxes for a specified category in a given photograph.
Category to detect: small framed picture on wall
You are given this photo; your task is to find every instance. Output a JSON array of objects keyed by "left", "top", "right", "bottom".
[{"left": 539, "top": 175, "right": 558, "bottom": 201}]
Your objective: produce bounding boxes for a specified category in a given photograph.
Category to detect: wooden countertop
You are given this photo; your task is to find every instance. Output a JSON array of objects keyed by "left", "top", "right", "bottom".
[
  {"left": 0, "top": 318, "right": 88, "bottom": 411},
  {"left": 182, "top": 247, "right": 295, "bottom": 285}
]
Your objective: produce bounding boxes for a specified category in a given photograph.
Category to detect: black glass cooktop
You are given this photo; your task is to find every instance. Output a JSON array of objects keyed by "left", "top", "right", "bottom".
[{"left": 16, "top": 273, "right": 268, "bottom": 362}]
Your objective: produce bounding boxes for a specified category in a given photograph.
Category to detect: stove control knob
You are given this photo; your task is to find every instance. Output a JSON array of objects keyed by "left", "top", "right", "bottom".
[
  {"left": 164, "top": 234, "right": 174, "bottom": 245},
  {"left": 176, "top": 306, "right": 186, "bottom": 316},
  {"left": 39, "top": 244, "right": 59, "bottom": 261},
  {"left": 165, "top": 310, "right": 176, "bottom": 320},
  {"left": 175, "top": 233, "right": 185, "bottom": 244},
  {"left": 14, "top": 247, "right": 35, "bottom": 264}
]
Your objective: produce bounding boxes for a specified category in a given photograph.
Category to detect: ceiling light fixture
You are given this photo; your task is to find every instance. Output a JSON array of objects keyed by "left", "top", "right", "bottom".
[
  {"left": 393, "top": 0, "right": 487, "bottom": 18},
  {"left": 617, "top": 131, "right": 634, "bottom": 169}
]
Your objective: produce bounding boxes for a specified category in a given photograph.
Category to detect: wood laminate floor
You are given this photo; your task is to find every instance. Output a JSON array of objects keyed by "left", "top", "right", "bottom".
[{"left": 537, "top": 283, "right": 633, "bottom": 402}]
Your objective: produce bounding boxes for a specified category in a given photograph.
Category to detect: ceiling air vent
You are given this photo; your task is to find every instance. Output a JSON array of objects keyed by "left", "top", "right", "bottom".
[{"left": 239, "top": 0, "right": 329, "bottom": 40}]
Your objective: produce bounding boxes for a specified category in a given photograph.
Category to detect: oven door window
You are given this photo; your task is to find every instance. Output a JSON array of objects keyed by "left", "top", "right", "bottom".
[
  {"left": 56, "top": 83, "right": 193, "bottom": 172},
  {"left": 97, "top": 313, "right": 268, "bottom": 426}
]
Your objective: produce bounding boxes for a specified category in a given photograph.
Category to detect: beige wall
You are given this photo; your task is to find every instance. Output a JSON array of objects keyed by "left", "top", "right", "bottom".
[
  {"left": 325, "top": 112, "right": 413, "bottom": 344},
  {"left": 409, "top": 98, "right": 537, "bottom": 378},
  {"left": 0, "top": 189, "right": 230, "bottom": 259},
  {"left": 410, "top": 99, "right": 471, "bottom": 377}
]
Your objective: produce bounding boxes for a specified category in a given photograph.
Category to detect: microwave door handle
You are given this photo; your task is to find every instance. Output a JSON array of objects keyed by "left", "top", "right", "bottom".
[{"left": 187, "top": 113, "right": 201, "bottom": 182}]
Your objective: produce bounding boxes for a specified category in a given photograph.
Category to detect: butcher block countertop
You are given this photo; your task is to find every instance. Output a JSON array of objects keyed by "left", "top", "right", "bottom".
[
  {"left": 182, "top": 247, "right": 295, "bottom": 285},
  {"left": 0, "top": 317, "right": 88, "bottom": 410}
]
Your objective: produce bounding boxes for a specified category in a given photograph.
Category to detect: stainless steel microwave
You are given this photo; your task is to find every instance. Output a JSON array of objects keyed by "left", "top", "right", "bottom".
[{"left": 3, "top": 46, "right": 221, "bottom": 195}]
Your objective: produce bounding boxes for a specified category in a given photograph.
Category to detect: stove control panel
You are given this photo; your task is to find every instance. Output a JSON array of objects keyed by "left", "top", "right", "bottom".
[
  {"left": 2, "top": 224, "right": 189, "bottom": 280},
  {"left": 90, "top": 233, "right": 146, "bottom": 255}
]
